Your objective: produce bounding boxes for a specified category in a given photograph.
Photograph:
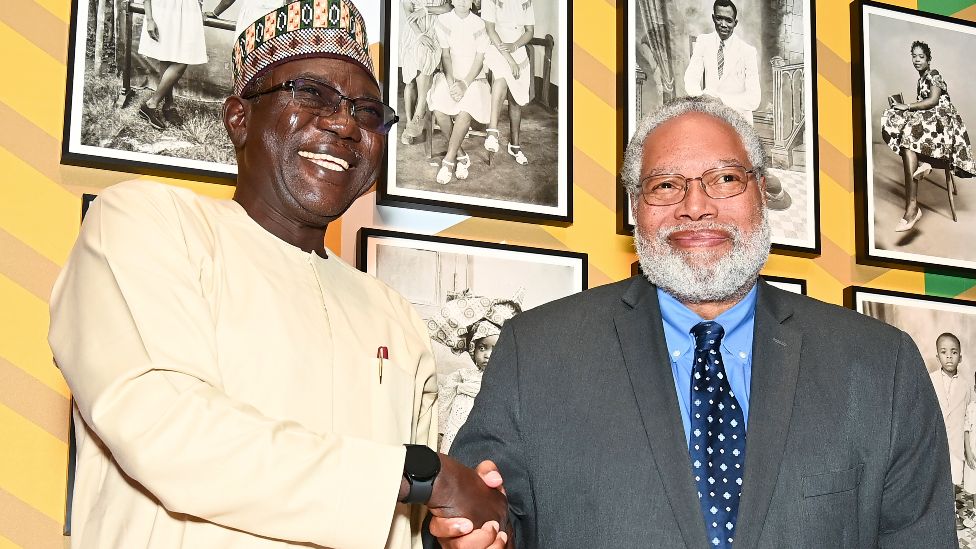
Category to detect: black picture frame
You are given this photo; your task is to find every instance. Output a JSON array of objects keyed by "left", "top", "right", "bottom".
[
  {"left": 61, "top": 0, "right": 389, "bottom": 185},
  {"left": 852, "top": 0, "right": 976, "bottom": 277},
  {"left": 358, "top": 228, "right": 587, "bottom": 290},
  {"left": 762, "top": 274, "right": 807, "bottom": 295},
  {"left": 378, "top": 1, "right": 573, "bottom": 224},
  {"left": 357, "top": 227, "right": 587, "bottom": 452},
  {"left": 621, "top": 0, "right": 821, "bottom": 256},
  {"left": 62, "top": 0, "right": 240, "bottom": 181}
]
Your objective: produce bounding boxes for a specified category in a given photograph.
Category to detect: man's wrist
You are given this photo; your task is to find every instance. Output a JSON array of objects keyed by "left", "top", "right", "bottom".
[{"left": 401, "top": 444, "right": 441, "bottom": 504}]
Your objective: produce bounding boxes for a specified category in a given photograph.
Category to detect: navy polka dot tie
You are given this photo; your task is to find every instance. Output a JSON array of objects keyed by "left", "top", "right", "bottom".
[{"left": 689, "top": 321, "right": 745, "bottom": 548}]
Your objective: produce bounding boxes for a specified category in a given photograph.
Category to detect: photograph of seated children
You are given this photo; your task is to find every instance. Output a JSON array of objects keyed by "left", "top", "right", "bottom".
[
  {"left": 426, "top": 289, "right": 523, "bottom": 453},
  {"left": 385, "top": 0, "right": 568, "bottom": 218}
]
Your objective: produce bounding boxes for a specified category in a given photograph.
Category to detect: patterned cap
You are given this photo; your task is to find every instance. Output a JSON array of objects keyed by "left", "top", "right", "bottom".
[{"left": 232, "top": 0, "right": 375, "bottom": 97}]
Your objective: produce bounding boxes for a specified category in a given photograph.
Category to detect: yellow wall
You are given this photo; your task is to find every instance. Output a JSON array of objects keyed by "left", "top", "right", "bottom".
[{"left": 1, "top": 0, "right": 975, "bottom": 546}]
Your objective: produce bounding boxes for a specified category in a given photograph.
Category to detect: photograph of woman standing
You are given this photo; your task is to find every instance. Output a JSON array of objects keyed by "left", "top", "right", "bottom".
[{"left": 137, "top": 0, "right": 208, "bottom": 129}]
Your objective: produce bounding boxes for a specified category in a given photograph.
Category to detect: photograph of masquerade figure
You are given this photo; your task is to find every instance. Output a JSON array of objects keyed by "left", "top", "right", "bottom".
[
  {"left": 357, "top": 228, "right": 586, "bottom": 448},
  {"left": 859, "top": 3, "right": 976, "bottom": 275},
  {"left": 426, "top": 289, "right": 524, "bottom": 452}
]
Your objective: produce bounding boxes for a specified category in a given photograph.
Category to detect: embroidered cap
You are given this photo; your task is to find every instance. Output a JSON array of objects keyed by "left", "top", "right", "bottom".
[{"left": 232, "top": 0, "right": 375, "bottom": 97}]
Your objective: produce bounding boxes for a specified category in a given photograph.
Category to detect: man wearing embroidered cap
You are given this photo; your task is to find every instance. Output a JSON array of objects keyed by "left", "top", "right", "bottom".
[{"left": 49, "top": 0, "right": 508, "bottom": 547}]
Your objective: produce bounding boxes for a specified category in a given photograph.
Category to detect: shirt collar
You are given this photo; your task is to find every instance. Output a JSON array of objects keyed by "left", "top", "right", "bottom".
[{"left": 658, "top": 283, "right": 758, "bottom": 359}]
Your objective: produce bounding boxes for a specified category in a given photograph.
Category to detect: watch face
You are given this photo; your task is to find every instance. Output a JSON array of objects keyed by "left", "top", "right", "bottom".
[{"left": 405, "top": 445, "right": 440, "bottom": 480}]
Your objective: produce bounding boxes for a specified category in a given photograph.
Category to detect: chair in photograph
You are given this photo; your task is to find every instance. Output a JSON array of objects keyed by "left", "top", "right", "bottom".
[{"left": 916, "top": 156, "right": 958, "bottom": 222}]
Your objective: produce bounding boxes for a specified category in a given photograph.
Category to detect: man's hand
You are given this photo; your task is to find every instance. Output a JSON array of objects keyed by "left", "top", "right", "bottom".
[
  {"left": 428, "top": 456, "right": 510, "bottom": 536},
  {"left": 431, "top": 460, "right": 511, "bottom": 549},
  {"left": 432, "top": 521, "right": 508, "bottom": 549}
]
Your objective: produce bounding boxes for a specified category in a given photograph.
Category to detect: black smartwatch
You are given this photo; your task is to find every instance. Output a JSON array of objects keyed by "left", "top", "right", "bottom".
[{"left": 402, "top": 444, "right": 441, "bottom": 504}]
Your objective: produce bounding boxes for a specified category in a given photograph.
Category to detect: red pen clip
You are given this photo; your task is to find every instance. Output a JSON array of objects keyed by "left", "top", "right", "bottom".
[{"left": 377, "top": 346, "right": 388, "bottom": 383}]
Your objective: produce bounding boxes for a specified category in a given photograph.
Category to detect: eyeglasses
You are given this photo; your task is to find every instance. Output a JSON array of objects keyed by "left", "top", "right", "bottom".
[
  {"left": 637, "top": 165, "right": 756, "bottom": 206},
  {"left": 242, "top": 77, "right": 399, "bottom": 135}
]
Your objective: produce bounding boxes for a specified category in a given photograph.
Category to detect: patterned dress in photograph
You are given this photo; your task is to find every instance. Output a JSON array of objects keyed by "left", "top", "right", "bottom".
[{"left": 881, "top": 69, "right": 976, "bottom": 178}]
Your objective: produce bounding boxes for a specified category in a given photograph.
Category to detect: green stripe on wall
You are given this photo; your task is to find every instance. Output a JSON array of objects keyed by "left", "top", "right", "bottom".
[
  {"left": 920, "top": 0, "right": 976, "bottom": 15},
  {"left": 924, "top": 272, "right": 976, "bottom": 297}
]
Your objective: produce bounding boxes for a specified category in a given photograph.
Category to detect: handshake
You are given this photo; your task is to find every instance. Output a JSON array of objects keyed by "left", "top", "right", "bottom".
[{"left": 417, "top": 453, "right": 512, "bottom": 548}]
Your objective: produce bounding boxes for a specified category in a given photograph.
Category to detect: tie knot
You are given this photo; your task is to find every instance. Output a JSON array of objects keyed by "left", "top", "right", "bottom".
[{"left": 691, "top": 321, "right": 725, "bottom": 349}]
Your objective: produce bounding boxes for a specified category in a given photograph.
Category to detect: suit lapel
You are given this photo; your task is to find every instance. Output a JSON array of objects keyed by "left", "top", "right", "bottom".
[
  {"left": 733, "top": 282, "right": 802, "bottom": 548},
  {"left": 614, "top": 278, "right": 709, "bottom": 549}
]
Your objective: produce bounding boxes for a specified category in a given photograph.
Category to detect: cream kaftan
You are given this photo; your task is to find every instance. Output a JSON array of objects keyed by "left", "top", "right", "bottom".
[{"left": 50, "top": 180, "right": 437, "bottom": 548}]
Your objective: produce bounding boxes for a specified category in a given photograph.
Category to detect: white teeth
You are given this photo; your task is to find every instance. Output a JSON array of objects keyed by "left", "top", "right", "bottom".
[{"left": 298, "top": 150, "right": 349, "bottom": 170}]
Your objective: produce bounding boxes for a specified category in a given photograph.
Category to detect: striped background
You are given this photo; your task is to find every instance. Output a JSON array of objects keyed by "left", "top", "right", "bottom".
[{"left": 1, "top": 0, "right": 975, "bottom": 546}]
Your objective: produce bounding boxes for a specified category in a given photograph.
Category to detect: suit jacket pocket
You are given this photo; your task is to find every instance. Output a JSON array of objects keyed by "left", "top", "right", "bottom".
[
  {"left": 800, "top": 465, "right": 863, "bottom": 549},
  {"left": 802, "top": 464, "right": 862, "bottom": 497}
]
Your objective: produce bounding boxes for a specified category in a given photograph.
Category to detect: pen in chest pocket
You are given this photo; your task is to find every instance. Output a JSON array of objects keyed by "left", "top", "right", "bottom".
[{"left": 377, "top": 346, "right": 388, "bottom": 383}]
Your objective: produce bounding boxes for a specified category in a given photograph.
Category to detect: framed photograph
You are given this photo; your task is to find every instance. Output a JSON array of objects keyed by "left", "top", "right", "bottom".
[
  {"left": 853, "top": 1, "right": 976, "bottom": 276},
  {"left": 763, "top": 274, "right": 806, "bottom": 295},
  {"left": 63, "top": 0, "right": 239, "bottom": 179},
  {"left": 357, "top": 228, "right": 586, "bottom": 451},
  {"left": 62, "top": 0, "right": 386, "bottom": 181},
  {"left": 846, "top": 285, "right": 976, "bottom": 539},
  {"left": 623, "top": 0, "right": 820, "bottom": 254},
  {"left": 379, "top": 0, "right": 572, "bottom": 222}
]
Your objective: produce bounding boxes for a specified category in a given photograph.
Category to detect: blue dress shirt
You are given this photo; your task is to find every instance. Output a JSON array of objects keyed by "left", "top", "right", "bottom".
[{"left": 658, "top": 284, "right": 758, "bottom": 446}]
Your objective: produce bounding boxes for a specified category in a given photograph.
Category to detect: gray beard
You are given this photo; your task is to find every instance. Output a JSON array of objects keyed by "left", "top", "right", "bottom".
[{"left": 634, "top": 209, "right": 771, "bottom": 303}]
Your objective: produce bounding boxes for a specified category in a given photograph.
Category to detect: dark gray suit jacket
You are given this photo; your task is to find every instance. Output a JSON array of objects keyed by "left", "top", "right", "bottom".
[{"left": 450, "top": 277, "right": 956, "bottom": 548}]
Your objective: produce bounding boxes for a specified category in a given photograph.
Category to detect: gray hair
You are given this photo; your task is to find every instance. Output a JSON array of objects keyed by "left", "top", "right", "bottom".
[{"left": 621, "top": 96, "right": 768, "bottom": 197}]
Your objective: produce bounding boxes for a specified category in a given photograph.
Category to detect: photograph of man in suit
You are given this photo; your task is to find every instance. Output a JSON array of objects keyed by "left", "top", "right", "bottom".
[
  {"left": 431, "top": 96, "right": 955, "bottom": 548},
  {"left": 683, "top": 0, "right": 761, "bottom": 124}
]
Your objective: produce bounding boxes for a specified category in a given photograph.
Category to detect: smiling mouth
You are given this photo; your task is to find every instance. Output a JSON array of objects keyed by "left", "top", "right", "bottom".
[
  {"left": 669, "top": 230, "right": 730, "bottom": 248},
  {"left": 298, "top": 150, "right": 350, "bottom": 172}
]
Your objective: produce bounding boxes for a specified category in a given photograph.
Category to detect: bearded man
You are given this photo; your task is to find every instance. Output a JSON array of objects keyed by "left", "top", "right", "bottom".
[{"left": 433, "top": 96, "right": 955, "bottom": 548}]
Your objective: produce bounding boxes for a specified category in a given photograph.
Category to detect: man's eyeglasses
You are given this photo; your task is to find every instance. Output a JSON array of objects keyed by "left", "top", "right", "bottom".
[
  {"left": 242, "top": 77, "right": 399, "bottom": 135},
  {"left": 637, "top": 165, "right": 757, "bottom": 206}
]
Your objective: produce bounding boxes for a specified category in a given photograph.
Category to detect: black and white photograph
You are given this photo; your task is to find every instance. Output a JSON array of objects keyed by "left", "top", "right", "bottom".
[
  {"left": 380, "top": 0, "right": 571, "bottom": 222},
  {"left": 847, "top": 286, "right": 976, "bottom": 544},
  {"left": 62, "top": 0, "right": 383, "bottom": 179},
  {"left": 762, "top": 274, "right": 805, "bottom": 294},
  {"left": 624, "top": 0, "right": 819, "bottom": 252},
  {"left": 855, "top": 2, "right": 976, "bottom": 275},
  {"left": 357, "top": 228, "right": 585, "bottom": 452}
]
